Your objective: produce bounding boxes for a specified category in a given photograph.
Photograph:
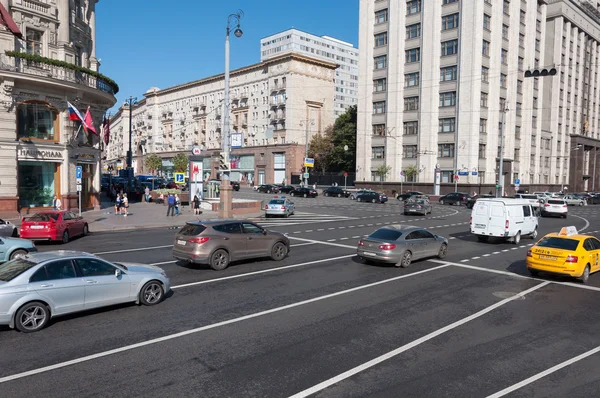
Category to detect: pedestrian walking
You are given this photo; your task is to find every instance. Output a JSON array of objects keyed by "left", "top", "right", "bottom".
[
  {"left": 166, "top": 193, "right": 176, "bottom": 216},
  {"left": 193, "top": 195, "right": 202, "bottom": 215},
  {"left": 215, "top": 184, "right": 220, "bottom": 198},
  {"left": 114, "top": 194, "right": 121, "bottom": 215},
  {"left": 122, "top": 193, "right": 129, "bottom": 217},
  {"left": 52, "top": 195, "right": 62, "bottom": 210},
  {"left": 175, "top": 194, "right": 181, "bottom": 216},
  {"left": 144, "top": 186, "right": 150, "bottom": 203}
]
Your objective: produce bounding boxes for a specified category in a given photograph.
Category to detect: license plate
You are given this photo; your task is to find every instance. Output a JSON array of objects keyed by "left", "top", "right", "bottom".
[
  {"left": 409, "top": 209, "right": 416, "bottom": 212},
  {"left": 30, "top": 225, "right": 43, "bottom": 229},
  {"left": 363, "top": 252, "right": 376, "bottom": 256},
  {"left": 177, "top": 240, "right": 187, "bottom": 246},
  {"left": 475, "top": 224, "right": 486, "bottom": 229},
  {"left": 539, "top": 255, "right": 557, "bottom": 260}
]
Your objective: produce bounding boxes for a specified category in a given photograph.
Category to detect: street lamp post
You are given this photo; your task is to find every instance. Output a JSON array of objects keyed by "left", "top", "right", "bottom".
[
  {"left": 300, "top": 119, "right": 315, "bottom": 187},
  {"left": 497, "top": 102, "right": 508, "bottom": 197},
  {"left": 124, "top": 96, "right": 138, "bottom": 192},
  {"left": 220, "top": 10, "right": 243, "bottom": 218}
]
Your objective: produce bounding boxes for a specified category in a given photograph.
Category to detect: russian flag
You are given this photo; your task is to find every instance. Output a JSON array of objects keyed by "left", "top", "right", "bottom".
[{"left": 67, "top": 101, "right": 85, "bottom": 124}]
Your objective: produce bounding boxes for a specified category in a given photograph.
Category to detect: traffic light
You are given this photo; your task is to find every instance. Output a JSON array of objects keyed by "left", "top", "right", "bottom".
[
  {"left": 218, "top": 152, "right": 228, "bottom": 171},
  {"left": 524, "top": 68, "right": 557, "bottom": 78}
]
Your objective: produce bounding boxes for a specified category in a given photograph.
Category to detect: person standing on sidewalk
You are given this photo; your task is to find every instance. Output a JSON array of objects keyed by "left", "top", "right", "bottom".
[
  {"left": 175, "top": 194, "right": 181, "bottom": 216},
  {"left": 114, "top": 194, "right": 121, "bottom": 215},
  {"left": 193, "top": 195, "right": 201, "bottom": 215},
  {"left": 166, "top": 193, "right": 176, "bottom": 217},
  {"left": 52, "top": 195, "right": 61, "bottom": 210},
  {"left": 144, "top": 186, "right": 150, "bottom": 203},
  {"left": 122, "top": 193, "right": 129, "bottom": 217}
]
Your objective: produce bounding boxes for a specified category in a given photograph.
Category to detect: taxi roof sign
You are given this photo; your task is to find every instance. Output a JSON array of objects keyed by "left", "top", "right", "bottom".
[{"left": 558, "top": 226, "right": 578, "bottom": 236}]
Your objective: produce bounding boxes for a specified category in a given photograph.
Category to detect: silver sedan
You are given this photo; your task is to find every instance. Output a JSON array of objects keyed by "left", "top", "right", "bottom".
[
  {"left": 0, "top": 219, "right": 18, "bottom": 237},
  {"left": 357, "top": 225, "right": 448, "bottom": 267},
  {"left": 0, "top": 251, "right": 170, "bottom": 332}
]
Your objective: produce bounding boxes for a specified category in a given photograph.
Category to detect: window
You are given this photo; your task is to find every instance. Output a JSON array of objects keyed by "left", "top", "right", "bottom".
[
  {"left": 518, "top": 56, "right": 524, "bottom": 71},
  {"left": 480, "top": 92, "right": 488, "bottom": 107},
  {"left": 404, "top": 96, "right": 419, "bottom": 111},
  {"left": 30, "top": 260, "right": 77, "bottom": 282},
  {"left": 375, "top": 9, "right": 388, "bottom": 24},
  {"left": 535, "top": 38, "right": 540, "bottom": 52},
  {"left": 501, "top": 48, "right": 508, "bottom": 64},
  {"left": 503, "top": 0, "right": 510, "bottom": 15},
  {"left": 442, "top": 14, "right": 459, "bottom": 31},
  {"left": 374, "top": 55, "right": 387, "bottom": 69},
  {"left": 403, "top": 121, "right": 419, "bottom": 135},
  {"left": 502, "top": 24, "right": 509, "bottom": 39},
  {"left": 482, "top": 40, "right": 490, "bottom": 56},
  {"left": 500, "top": 73, "right": 507, "bottom": 88},
  {"left": 438, "top": 143, "right": 455, "bottom": 157},
  {"left": 405, "top": 72, "right": 420, "bottom": 87},
  {"left": 373, "top": 101, "right": 386, "bottom": 114},
  {"left": 405, "top": 48, "right": 421, "bottom": 63},
  {"left": 406, "top": 23, "right": 421, "bottom": 39},
  {"left": 373, "top": 78, "right": 387, "bottom": 92},
  {"left": 213, "top": 223, "right": 242, "bottom": 234},
  {"left": 443, "top": 0, "right": 458, "bottom": 3},
  {"left": 519, "top": 33, "right": 525, "bottom": 48},
  {"left": 483, "top": 14, "right": 491, "bottom": 30},
  {"left": 372, "top": 146, "right": 385, "bottom": 159},
  {"left": 479, "top": 118, "right": 487, "bottom": 134},
  {"left": 516, "top": 79, "right": 523, "bottom": 93},
  {"left": 479, "top": 144, "right": 486, "bottom": 158},
  {"left": 439, "top": 91, "right": 456, "bottom": 107},
  {"left": 77, "top": 259, "right": 116, "bottom": 277},
  {"left": 407, "top": 0, "right": 421, "bottom": 15},
  {"left": 440, "top": 65, "right": 458, "bottom": 81},
  {"left": 523, "top": 205, "right": 531, "bottom": 217},
  {"left": 373, "top": 124, "right": 386, "bottom": 136},
  {"left": 242, "top": 223, "right": 263, "bottom": 234},
  {"left": 403, "top": 145, "right": 418, "bottom": 158},
  {"left": 481, "top": 66, "right": 489, "bottom": 82},
  {"left": 374, "top": 32, "right": 388, "bottom": 47},
  {"left": 520, "top": 9, "right": 526, "bottom": 24},
  {"left": 439, "top": 118, "right": 456, "bottom": 133},
  {"left": 441, "top": 40, "right": 458, "bottom": 56},
  {"left": 74, "top": 0, "right": 84, "bottom": 19},
  {"left": 26, "top": 29, "right": 43, "bottom": 56},
  {"left": 514, "top": 148, "right": 520, "bottom": 159},
  {"left": 18, "top": 102, "right": 57, "bottom": 141}
]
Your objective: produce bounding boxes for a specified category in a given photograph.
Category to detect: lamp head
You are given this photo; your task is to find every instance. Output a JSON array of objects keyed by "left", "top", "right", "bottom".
[{"left": 234, "top": 27, "right": 243, "bottom": 38}]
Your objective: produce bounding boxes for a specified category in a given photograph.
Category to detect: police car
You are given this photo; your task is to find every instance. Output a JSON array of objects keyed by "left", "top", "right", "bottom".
[{"left": 264, "top": 196, "right": 295, "bottom": 218}]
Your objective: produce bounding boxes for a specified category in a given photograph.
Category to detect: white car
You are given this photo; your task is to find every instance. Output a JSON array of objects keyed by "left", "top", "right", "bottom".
[
  {"left": 562, "top": 194, "right": 587, "bottom": 206},
  {"left": 540, "top": 199, "right": 568, "bottom": 218},
  {"left": 514, "top": 194, "right": 541, "bottom": 213}
]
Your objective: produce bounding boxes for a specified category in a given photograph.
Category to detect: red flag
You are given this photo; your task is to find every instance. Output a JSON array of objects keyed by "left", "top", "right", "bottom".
[
  {"left": 103, "top": 116, "right": 110, "bottom": 145},
  {"left": 83, "top": 106, "right": 97, "bottom": 135}
]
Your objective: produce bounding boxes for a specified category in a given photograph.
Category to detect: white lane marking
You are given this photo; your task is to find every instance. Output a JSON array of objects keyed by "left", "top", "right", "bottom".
[
  {"left": 290, "top": 242, "right": 316, "bottom": 247},
  {"left": 486, "top": 345, "right": 600, "bottom": 397},
  {"left": 317, "top": 229, "right": 324, "bottom": 231},
  {"left": 288, "top": 282, "right": 549, "bottom": 398},
  {"left": 340, "top": 238, "right": 349, "bottom": 240},
  {"left": 460, "top": 259, "right": 470, "bottom": 263},
  {"left": 149, "top": 260, "right": 176, "bottom": 266},
  {"left": 93, "top": 244, "right": 174, "bottom": 255},
  {"left": 327, "top": 239, "right": 336, "bottom": 242},
  {"left": 293, "top": 231, "right": 301, "bottom": 234},
  {"left": 172, "top": 254, "right": 356, "bottom": 289},
  {"left": 472, "top": 257, "right": 481, "bottom": 260},
  {"left": 572, "top": 214, "right": 590, "bottom": 232},
  {"left": 482, "top": 254, "right": 491, "bottom": 257},
  {"left": 492, "top": 252, "right": 500, "bottom": 255},
  {"left": 449, "top": 237, "right": 456, "bottom": 240},
  {"left": 352, "top": 236, "right": 361, "bottom": 239},
  {"left": 0, "top": 263, "right": 453, "bottom": 385},
  {"left": 288, "top": 236, "right": 356, "bottom": 249},
  {"left": 304, "top": 230, "right": 313, "bottom": 233}
]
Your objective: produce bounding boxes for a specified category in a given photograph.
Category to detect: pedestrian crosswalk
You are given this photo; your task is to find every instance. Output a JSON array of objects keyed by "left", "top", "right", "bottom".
[{"left": 248, "top": 212, "right": 356, "bottom": 227}]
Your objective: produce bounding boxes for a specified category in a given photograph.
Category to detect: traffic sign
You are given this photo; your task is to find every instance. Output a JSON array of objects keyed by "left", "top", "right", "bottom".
[
  {"left": 76, "top": 177, "right": 82, "bottom": 184},
  {"left": 76, "top": 166, "right": 82, "bottom": 179},
  {"left": 515, "top": 185, "right": 520, "bottom": 190},
  {"left": 303, "top": 172, "right": 310, "bottom": 179},
  {"left": 191, "top": 146, "right": 201, "bottom": 156},
  {"left": 343, "top": 171, "right": 348, "bottom": 177},
  {"left": 76, "top": 184, "right": 82, "bottom": 192},
  {"left": 454, "top": 175, "right": 459, "bottom": 180},
  {"left": 514, "top": 179, "right": 521, "bottom": 185},
  {"left": 304, "top": 158, "right": 315, "bottom": 168},
  {"left": 174, "top": 173, "right": 185, "bottom": 183}
]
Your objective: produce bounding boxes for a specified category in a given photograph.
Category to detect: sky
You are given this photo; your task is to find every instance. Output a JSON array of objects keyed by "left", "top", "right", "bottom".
[{"left": 96, "top": 0, "right": 359, "bottom": 115}]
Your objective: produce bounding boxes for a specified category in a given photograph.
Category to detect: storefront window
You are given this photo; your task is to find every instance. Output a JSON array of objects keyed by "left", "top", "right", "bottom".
[
  {"left": 19, "top": 161, "right": 57, "bottom": 207},
  {"left": 17, "top": 102, "right": 57, "bottom": 141}
]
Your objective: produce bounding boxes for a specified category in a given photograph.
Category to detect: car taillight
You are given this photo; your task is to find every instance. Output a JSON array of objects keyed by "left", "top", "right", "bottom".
[
  {"left": 379, "top": 244, "right": 396, "bottom": 250},
  {"left": 545, "top": 203, "right": 550, "bottom": 207},
  {"left": 566, "top": 255, "right": 578, "bottom": 263},
  {"left": 563, "top": 204, "right": 568, "bottom": 208},
  {"left": 358, "top": 240, "right": 364, "bottom": 246},
  {"left": 265, "top": 205, "right": 269, "bottom": 210},
  {"left": 505, "top": 220, "right": 509, "bottom": 229},
  {"left": 469, "top": 216, "right": 472, "bottom": 225},
  {"left": 281, "top": 206, "right": 285, "bottom": 210},
  {"left": 189, "top": 237, "right": 210, "bottom": 244},
  {"left": 417, "top": 205, "right": 422, "bottom": 208},
  {"left": 527, "top": 250, "right": 533, "bottom": 257}
]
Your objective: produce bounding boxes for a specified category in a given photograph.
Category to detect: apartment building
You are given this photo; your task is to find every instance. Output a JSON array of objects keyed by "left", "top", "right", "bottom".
[
  {"left": 261, "top": 29, "right": 358, "bottom": 118},
  {"left": 105, "top": 53, "right": 336, "bottom": 185},
  {"left": 357, "top": 0, "right": 600, "bottom": 192}
]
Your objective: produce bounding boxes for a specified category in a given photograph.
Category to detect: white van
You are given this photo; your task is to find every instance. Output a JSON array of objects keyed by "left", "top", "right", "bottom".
[{"left": 470, "top": 198, "right": 538, "bottom": 244}]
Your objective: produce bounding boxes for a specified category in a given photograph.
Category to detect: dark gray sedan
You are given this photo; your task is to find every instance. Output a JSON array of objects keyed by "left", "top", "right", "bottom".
[
  {"left": 403, "top": 199, "right": 432, "bottom": 215},
  {"left": 357, "top": 225, "right": 448, "bottom": 267}
]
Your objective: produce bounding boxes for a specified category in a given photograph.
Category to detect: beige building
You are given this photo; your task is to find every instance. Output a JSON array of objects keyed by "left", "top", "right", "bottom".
[
  {"left": 105, "top": 53, "right": 336, "bottom": 185},
  {"left": 357, "top": 0, "right": 600, "bottom": 192},
  {"left": 0, "top": 0, "right": 116, "bottom": 213}
]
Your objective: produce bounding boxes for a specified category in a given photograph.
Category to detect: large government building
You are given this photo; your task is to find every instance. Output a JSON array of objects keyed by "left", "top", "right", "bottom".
[
  {"left": 0, "top": 0, "right": 117, "bottom": 214},
  {"left": 357, "top": 0, "right": 600, "bottom": 192},
  {"left": 105, "top": 53, "right": 336, "bottom": 185}
]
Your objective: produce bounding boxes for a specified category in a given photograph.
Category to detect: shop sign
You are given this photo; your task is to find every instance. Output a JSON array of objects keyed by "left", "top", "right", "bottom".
[
  {"left": 18, "top": 149, "right": 63, "bottom": 160},
  {"left": 75, "top": 153, "right": 97, "bottom": 163}
]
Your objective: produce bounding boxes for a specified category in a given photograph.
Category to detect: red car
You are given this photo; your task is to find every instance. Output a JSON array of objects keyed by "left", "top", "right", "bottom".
[{"left": 20, "top": 211, "right": 89, "bottom": 243}]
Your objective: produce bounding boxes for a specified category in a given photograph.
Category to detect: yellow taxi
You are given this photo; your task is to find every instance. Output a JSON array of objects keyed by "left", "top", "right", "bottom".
[{"left": 526, "top": 226, "right": 600, "bottom": 284}]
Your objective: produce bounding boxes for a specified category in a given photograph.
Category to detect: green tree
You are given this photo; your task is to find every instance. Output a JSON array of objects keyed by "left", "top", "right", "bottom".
[
  {"left": 328, "top": 105, "right": 357, "bottom": 173},
  {"left": 404, "top": 165, "right": 419, "bottom": 189},
  {"left": 172, "top": 153, "right": 189, "bottom": 173},
  {"left": 308, "top": 127, "right": 334, "bottom": 174},
  {"left": 144, "top": 153, "right": 163, "bottom": 174},
  {"left": 374, "top": 165, "right": 392, "bottom": 181}
]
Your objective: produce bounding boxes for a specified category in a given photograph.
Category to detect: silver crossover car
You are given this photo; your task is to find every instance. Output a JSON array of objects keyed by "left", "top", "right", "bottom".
[
  {"left": 357, "top": 225, "right": 448, "bottom": 267},
  {"left": 0, "top": 251, "right": 170, "bottom": 332},
  {"left": 265, "top": 197, "right": 295, "bottom": 218},
  {"left": 403, "top": 199, "right": 433, "bottom": 215}
]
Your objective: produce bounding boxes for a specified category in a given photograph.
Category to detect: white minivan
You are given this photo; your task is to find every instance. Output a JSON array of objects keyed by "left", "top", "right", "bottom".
[{"left": 470, "top": 198, "right": 538, "bottom": 244}]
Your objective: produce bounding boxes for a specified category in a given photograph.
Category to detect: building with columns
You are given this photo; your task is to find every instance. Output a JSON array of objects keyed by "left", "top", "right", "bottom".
[
  {"left": 104, "top": 53, "right": 336, "bottom": 186},
  {"left": 0, "top": 0, "right": 117, "bottom": 214},
  {"left": 357, "top": 0, "right": 600, "bottom": 192}
]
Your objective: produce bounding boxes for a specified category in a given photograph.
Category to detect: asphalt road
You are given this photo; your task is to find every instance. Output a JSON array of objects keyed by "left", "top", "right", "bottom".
[{"left": 2, "top": 191, "right": 600, "bottom": 397}]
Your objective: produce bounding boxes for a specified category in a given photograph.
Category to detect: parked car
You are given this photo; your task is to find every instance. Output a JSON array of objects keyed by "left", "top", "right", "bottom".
[
  {"left": 470, "top": 198, "right": 538, "bottom": 244},
  {"left": 230, "top": 181, "right": 240, "bottom": 191},
  {"left": 540, "top": 198, "right": 568, "bottom": 218},
  {"left": 466, "top": 194, "right": 495, "bottom": 209},
  {"left": 0, "top": 251, "right": 170, "bottom": 332},
  {"left": 289, "top": 187, "right": 318, "bottom": 198},
  {"left": 356, "top": 192, "right": 388, "bottom": 203},
  {"left": 20, "top": 211, "right": 89, "bottom": 244},
  {"left": 265, "top": 197, "right": 295, "bottom": 218},
  {"left": 562, "top": 194, "right": 586, "bottom": 206},
  {"left": 257, "top": 184, "right": 280, "bottom": 194},
  {"left": 0, "top": 219, "right": 18, "bottom": 237},
  {"left": 322, "top": 186, "right": 350, "bottom": 198},
  {"left": 277, "top": 185, "right": 296, "bottom": 194},
  {"left": 439, "top": 192, "right": 471, "bottom": 206},
  {"left": 404, "top": 199, "right": 432, "bottom": 215},
  {"left": 397, "top": 191, "right": 426, "bottom": 201},
  {"left": 0, "top": 236, "right": 37, "bottom": 262},
  {"left": 349, "top": 190, "right": 375, "bottom": 200},
  {"left": 357, "top": 225, "right": 448, "bottom": 267},
  {"left": 173, "top": 220, "right": 290, "bottom": 270}
]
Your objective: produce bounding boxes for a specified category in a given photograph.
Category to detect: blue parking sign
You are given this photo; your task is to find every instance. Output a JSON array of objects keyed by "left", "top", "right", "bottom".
[
  {"left": 76, "top": 166, "right": 82, "bottom": 179},
  {"left": 174, "top": 173, "right": 185, "bottom": 183}
]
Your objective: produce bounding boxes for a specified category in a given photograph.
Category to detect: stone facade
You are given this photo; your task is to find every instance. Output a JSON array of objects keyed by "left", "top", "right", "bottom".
[{"left": 0, "top": 0, "right": 116, "bottom": 213}]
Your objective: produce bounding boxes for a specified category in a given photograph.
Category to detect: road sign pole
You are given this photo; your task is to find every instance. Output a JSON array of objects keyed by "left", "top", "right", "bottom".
[{"left": 78, "top": 190, "right": 81, "bottom": 217}]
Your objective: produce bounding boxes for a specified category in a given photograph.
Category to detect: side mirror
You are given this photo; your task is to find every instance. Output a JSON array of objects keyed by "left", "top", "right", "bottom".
[{"left": 115, "top": 269, "right": 122, "bottom": 278}]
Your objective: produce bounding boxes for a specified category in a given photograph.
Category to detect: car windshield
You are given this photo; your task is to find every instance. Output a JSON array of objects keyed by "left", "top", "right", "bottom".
[
  {"left": 369, "top": 229, "right": 403, "bottom": 241},
  {"left": 179, "top": 224, "right": 207, "bottom": 236},
  {"left": 0, "top": 259, "right": 38, "bottom": 281},
  {"left": 270, "top": 200, "right": 285, "bottom": 204},
  {"left": 24, "top": 213, "right": 59, "bottom": 222},
  {"left": 536, "top": 237, "right": 579, "bottom": 251}
]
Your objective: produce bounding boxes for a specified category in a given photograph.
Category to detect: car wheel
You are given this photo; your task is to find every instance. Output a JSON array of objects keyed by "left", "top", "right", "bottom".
[
  {"left": 579, "top": 265, "right": 591, "bottom": 284},
  {"left": 303, "top": 193, "right": 308, "bottom": 198},
  {"left": 404, "top": 212, "right": 408, "bottom": 215},
  {"left": 440, "top": 200, "right": 445, "bottom": 205},
  {"left": 209, "top": 249, "right": 230, "bottom": 271},
  {"left": 528, "top": 269, "right": 539, "bottom": 277},
  {"left": 139, "top": 280, "right": 164, "bottom": 306},
  {"left": 11, "top": 228, "right": 18, "bottom": 237},
  {"left": 477, "top": 235, "right": 489, "bottom": 243},
  {"left": 265, "top": 214, "right": 271, "bottom": 219},
  {"left": 291, "top": 193, "right": 295, "bottom": 197},
  {"left": 357, "top": 197, "right": 362, "bottom": 202},
  {"left": 284, "top": 211, "right": 289, "bottom": 218},
  {"left": 267, "top": 189, "right": 272, "bottom": 194},
  {"left": 372, "top": 198, "right": 376, "bottom": 203},
  {"left": 9, "top": 249, "right": 27, "bottom": 261},
  {"left": 563, "top": 214, "right": 568, "bottom": 219},
  {"left": 437, "top": 243, "right": 448, "bottom": 259},
  {"left": 15, "top": 301, "right": 50, "bottom": 333},
  {"left": 271, "top": 242, "right": 288, "bottom": 261},
  {"left": 337, "top": 193, "right": 342, "bottom": 198},
  {"left": 579, "top": 202, "right": 584, "bottom": 206},
  {"left": 455, "top": 201, "right": 461, "bottom": 206},
  {"left": 324, "top": 193, "right": 329, "bottom": 197},
  {"left": 530, "top": 228, "right": 538, "bottom": 239},
  {"left": 83, "top": 224, "right": 89, "bottom": 236},
  {"left": 513, "top": 232, "right": 521, "bottom": 245},
  {"left": 397, "top": 251, "right": 412, "bottom": 268},
  {"left": 61, "top": 230, "right": 69, "bottom": 244}
]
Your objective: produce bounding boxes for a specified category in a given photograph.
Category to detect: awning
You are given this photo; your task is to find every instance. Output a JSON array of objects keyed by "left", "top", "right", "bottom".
[{"left": 0, "top": 4, "right": 22, "bottom": 39}]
